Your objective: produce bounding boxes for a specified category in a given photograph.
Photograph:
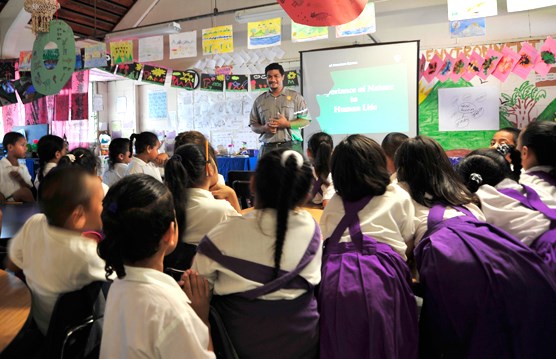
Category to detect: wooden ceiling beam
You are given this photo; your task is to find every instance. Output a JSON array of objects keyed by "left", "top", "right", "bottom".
[
  {"left": 58, "top": 2, "right": 121, "bottom": 23},
  {"left": 57, "top": 9, "right": 115, "bottom": 32},
  {"left": 73, "top": 0, "right": 132, "bottom": 16}
]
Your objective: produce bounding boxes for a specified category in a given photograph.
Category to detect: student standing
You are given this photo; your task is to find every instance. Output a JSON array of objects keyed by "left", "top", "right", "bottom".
[{"left": 0, "top": 132, "right": 34, "bottom": 203}]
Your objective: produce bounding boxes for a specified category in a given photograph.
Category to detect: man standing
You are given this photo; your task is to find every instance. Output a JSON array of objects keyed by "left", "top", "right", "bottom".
[{"left": 249, "top": 63, "right": 310, "bottom": 157}]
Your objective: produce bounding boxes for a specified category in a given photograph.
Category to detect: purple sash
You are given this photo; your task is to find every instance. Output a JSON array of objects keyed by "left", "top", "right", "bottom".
[
  {"left": 498, "top": 185, "right": 556, "bottom": 275},
  {"left": 196, "top": 221, "right": 321, "bottom": 359},
  {"left": 319, "top": 196, "right": 418, "bottom": 359},
  {"left": 311, "top": 178, "right": 324, "bottom": 199},
  {"left": 416, "top": 203, "right": 556, "bottom": 358},
  {"left": 529, "top": 170, "right": 556, "bottom": 188}
]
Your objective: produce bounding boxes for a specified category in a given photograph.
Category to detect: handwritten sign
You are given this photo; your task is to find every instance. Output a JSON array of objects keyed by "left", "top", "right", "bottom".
[
  {"left": 109, "top": 40, "right": 133, "bottom": 64},
  {"left": 138, "top": 36, "right": 163, "bottom": 62},
  {"left": 148, "top": 90, "right": 168, "bottom": 119},
  {"left": 84, "top": 44, "right": 107, "bottom": 68},
  {"left": 202, "top": 25, "right": 234, "bottom": 55},
  {"left": 250, "top": 74, "right": 268, "bottom": 91},
  {"left": 169, "top": 31, "right": 197, "bottom": 59},
  {"left": 200, "top": 73, "right": 225, "bottom": 92},
  {"left": 438, "top": 86, "right": 499, "bottom": 131},
  {"left": 225, "top": 74, "right": 248, "bottom": 92},
  {"left": 31, "top": 20, "right": 76, "bottom": 96},
  {"left": 171, "top": 69, "right": 200, "bottom": 90},
  {"left": 116, "top": 62, "right": 143, "bottom": 80},
  {"left": 142, "top": 65, "right": 167, "bottom": 85}
]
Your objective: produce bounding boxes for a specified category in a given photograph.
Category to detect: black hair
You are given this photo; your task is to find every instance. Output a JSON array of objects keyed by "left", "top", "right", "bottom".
[
  {"left": 164, "top": 143, "right": 212, "bottom": 238},
  {"left": 98, "top": 174, "right": 175, "bottom": 280},
  {"left": 381, "top": 132, "right": 409, "bottom": 159},
  {"left": 265, "top": 62, "right": 285, "bottom": 76},
  {"left": 108, "top": 138, "right": 130, "bottom": 170},
  {"left": 331, "top": 135, "right": 390, "bottom": 201},
  {"left": 174, "top": 131, "right": 217, "bottom": 160},
  {"left": 520, "top": 121, "right": 556, "bottom": 178},
  {"left": 37, "top": 135, "right": 65, "bottom": 182},
  {"left": 130, "top": 131, "right": 158, "bottom": 155},
  {"left": 255, "top": 149, "right": 313, "bottom": 279},
  {"left": 39, "top": 166, "right": 92, "bottom": 228},
  {"left": 493, "top": 127, "right": 520, "bottom": 146},
  {"left": 308, "top": 132, "right": 333, "bottom": 185},
  {"left": 456, "top": 148, "right": 514, "bottom": 193},
  {"left": 2, "top": 132, "right": 25, "bottom": 150},
  {"left": 58, "top": 147, "right": 99, "bottom": 175},
  {"left": 395, "top": 136, "right": 477, "bottom": 208}
]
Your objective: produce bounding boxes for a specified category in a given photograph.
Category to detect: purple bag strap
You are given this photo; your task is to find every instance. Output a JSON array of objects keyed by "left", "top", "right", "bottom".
[
  {"left": 197, "top": 221, "right": 321, "bottom": 300},
  {"left": 427, "top": 203, "right": 477, "bottom": 229},
  {"left": 311, "top": 178, "right": 324, "bottom": 198},
  {"left": 529, "top": 171, "right": 556, "bottom": 188},
  {"left": 325, "top": 195, "right": 373, "bottom": 250},
  {"left": 499, "top": 185, "right": 556, "bottom": 222}
]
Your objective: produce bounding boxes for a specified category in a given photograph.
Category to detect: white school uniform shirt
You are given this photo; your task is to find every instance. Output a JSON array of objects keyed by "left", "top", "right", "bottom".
[
  {"left": 0, "top": 157, "right": 33, "bottom": 198},
  {"left": 476, "top": 178, "right": 554, "bottom": 246},
  {"left": 102, "top": 163, "right": 128, "bottom": 187},
  {"left": 193, "top": 209, "right": 322, "bottom": 300},
  {"left": 8, "top": 214, "right": 107, "bottom": 334},
  {"left": 126, "top": 156, "right": 163, "bottom": 182},
  {"left": 311, "top": 173, "right": 335, "bottom": 205},
  {"left": 34, "top": 162, "right": 57, "bottom": 190},
  {"left": 412, "top": 199, "right": 485, "bottom": 246},
  {"left": 183, "top": 188, "right": 240, "bottom": 245},
  {"left": 100, "top": 266, "right": 214, "bottom": 359},
  {"left": 520, "top": 165, "right": 556, "bottom": 202},
  {"left": 320, "top": 183, "right": 415, "bottom": 260}
]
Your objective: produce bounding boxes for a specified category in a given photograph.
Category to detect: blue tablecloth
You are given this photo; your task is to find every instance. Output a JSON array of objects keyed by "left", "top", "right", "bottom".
[{"left": 217, "top": 156, "right": 258, "bottom": 183}]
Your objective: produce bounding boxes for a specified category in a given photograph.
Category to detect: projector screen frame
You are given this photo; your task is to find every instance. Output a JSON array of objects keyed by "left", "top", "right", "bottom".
[{"left": 299, "top": 39, "right": 420, "bottom": 147}]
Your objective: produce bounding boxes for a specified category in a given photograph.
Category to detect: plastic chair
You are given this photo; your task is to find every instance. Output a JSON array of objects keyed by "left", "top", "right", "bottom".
[
  {"left": 226, "top": 170, "right": 253, "bottom": 187},
  {"left": 209, "top": 306, "right": 239, "bottom": 359},
  {"left": 232, "top": 180, "right": 253, "bottom": 210},
  {"left": 43, "top": 281, "right": 108, "bottom": 359}
]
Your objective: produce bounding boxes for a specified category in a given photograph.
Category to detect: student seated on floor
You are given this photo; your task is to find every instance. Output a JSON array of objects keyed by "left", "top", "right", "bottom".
[{"left": 0, "top": 132, "right": 34, "bottom": 203}]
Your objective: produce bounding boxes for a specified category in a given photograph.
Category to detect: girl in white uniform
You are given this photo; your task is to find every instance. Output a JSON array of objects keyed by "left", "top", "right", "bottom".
[
  {"left": 58, "top": 148, "right": 110, "bottom": 196},
  {"left": 98, "top": 174, "right": 215, "bottom": 359},
  {"left": 306, "top": 132, "right": 335, "bottom": 208},
  {"left": 102, "top": 137, "right": 131, "bottom": 187},
  {"left": 126, "top": 132, "right": 162, "bottom": 182},
  {"left": 457, "top": 147, "right": 555, "bottom": 246},
  {"left": 164, "top": 143, "right": 240, "bottom": 269},
  {"left": 34, "top": 134, "right": 66, "bottom": 190}
]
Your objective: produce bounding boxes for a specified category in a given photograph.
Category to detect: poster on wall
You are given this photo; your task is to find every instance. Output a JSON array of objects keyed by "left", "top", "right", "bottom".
[
  {"left": 247, "top": 18, "right": 281, "bottom": 49},
  {"left": 447, "top": 0, "right": 497, "bottom": 21},
  {"left": 148, "top": 90, "right": 168, "bottom": 119},
  {"left": 250, "top": 74, "right": 268, "bottom": 91},
  {"left": 109, "top": 40, "right": 134, "bottom": 64},
  {"left": 200, "top": 74, "right": 225, "bottom": 92},
  {"left": 336, "top": 2, "right": 376, "bottom": 38},
  {"left": 116, "top": 63, "right": 143, "bottom": 80},
  {"left": 202, "top": 25, "right": 234, "bottom": 55},
  {"left": 438, "top": 86, "right": 500, "bottom": 131},
  {"left": 291, "top": 22, "right": 328, "bottom": 42},
  {"left": 284, "top": 70, "right": 299, "bottom": 87},
  {"left": 169, "top": 31, "right": 197, "bottom": 59},
  {"left": 84, "top": 43, "right": 107, "bottom": 68},
  {"left": 171, "top": 69, "right": 200, "bottom": 90},
  {"left": 19, "top": 51, "right": 32, "bottom": 72},
  {"left": 138, "top": 36, "right": 164, "bottom": 62},
  {"left": 450, "top": 18, "right": 486, "bottom": 38},
  {"left": 142, "top": 65, "right": 167, "bottom": 85},
  {"left": 506, "top": 0, "right": 556, "bottom": 12},
  {"left": 225, "top": 74, "right": 248, "bottom": 92}
]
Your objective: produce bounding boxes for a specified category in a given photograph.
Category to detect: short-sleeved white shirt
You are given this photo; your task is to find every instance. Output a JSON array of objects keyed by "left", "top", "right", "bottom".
[
  {"left": 192, "top": 209, "right": 322, "bottom": 300},
  {"left": 102, "top": 163, "right": 128, "bottom": 187},
  {"left": 477, "top": 178, "right": 554, "bottom": 246},
  {"left": 320, "top": 184, "right": 415, "bottom": 260},
  {"left": 183, "top": 188, "right": 240, "bottom": 245},
  {"left": 311, "top": 173, "right": 335, "bottom": 205},
  {"left": 8, "top": 214, "right": 107, "bottom": 334},
  {"left": 100, "top": 266, "right": 215, "bottom": 359},
  {"left": 126, "top": 157, "right": 162, "bottom": 182},
  {"left": 0, "top": 157, "right": 33, "bottom": 198},
  {"left": 520, "top": 166, "right": 556, "bottom": 201},
  {"left": 34, "top": 162, "right": 57, "bottom": 190}
]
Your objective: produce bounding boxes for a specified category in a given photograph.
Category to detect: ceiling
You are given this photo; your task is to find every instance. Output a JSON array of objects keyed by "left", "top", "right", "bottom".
[{"left": 0, "top": 0, "right": 8, "bottom": 13}]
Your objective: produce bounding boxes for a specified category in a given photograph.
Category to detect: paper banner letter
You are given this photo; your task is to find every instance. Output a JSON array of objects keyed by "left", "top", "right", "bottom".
[
  {"left": 534, "top": 36, "right": 556, "bottom": 76},
  {"left": 492, "top": 46, "right": 520, "bottom": 82},
  {"left": 478, "top": 48, "right": 502, "bottom": 80}
]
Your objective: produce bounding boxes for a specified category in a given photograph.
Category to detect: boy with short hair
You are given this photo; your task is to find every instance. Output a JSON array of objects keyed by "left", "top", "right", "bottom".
[{"left": 0, "top": 132, "right": 34, "bottom": 203}]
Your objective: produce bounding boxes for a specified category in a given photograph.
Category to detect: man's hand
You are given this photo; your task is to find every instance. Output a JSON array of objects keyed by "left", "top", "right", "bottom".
[
  {"left": 272, "top": 113, "right": 290, "bottom": 129},
  {"left": 266, "top": 121, "right": 278, "bottom": 134}
]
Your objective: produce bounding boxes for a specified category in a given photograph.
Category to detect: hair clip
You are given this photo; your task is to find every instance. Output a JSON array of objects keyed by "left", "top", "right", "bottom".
[
  {"left": 470, "top": 173, "right": 483, "bottom": 185},
  {"left": 107, "top": 202, "right": 118, "bottom": 214},
  {"left": 170, "top": 154, "right": 182, "bottom": 162},
  {"left": 496, "top": 143, "right": 511, "bottom": 156},
  {"left": 280, "top": 150, "right": 304, "bottom": 169},
  {"left": 66, "top": 154, "right": 76, "bottom": 163}
]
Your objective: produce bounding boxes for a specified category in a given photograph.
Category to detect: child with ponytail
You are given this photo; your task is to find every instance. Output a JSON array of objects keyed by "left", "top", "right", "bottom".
[
  {"left": 306, "top": 132, "right": 335, "bottom": 208},
  {"left": 126, "top": 132, "right": 162, "bottom": 182},
  {"left": 192, "top": 149, "right": 322, "bottom": 359},
  {"left": 34, "top": 134, "right": 66, "bottom": 189},
  {"left": 102, "top": 138, "right": 131, "bottom": 187},
  {"left": 98, "top": 175, "right": 214, "bottom": 358}
]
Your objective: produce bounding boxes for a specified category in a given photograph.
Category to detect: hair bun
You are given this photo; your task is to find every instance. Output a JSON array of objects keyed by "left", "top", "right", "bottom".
[
  {"left": 280, "top": 150, "right": 303, "bottom": 169},
  {"left": 170, "top": 154, "right": 182, "bottom": 162},
  {"left": 66, "top": 154, "right": 76, "bottom": 163},
  {"left": 496, "top": 143, "right": 511, "bottom": 156},
  {"left": 470, "top": 173, "right": 483, "bottom": 185}
]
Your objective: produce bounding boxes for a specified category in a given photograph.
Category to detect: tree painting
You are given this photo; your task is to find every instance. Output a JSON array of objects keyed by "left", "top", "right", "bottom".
[{"left": 500, "top": 81, "right": 547, "bottom": 128}]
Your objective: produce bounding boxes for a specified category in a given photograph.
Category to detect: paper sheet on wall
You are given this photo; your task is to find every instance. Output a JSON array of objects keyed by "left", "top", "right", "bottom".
[
  {"left": 177, "top": 91, "right": 194, "bottom": 131},
  {"left": 234, "top": 130, "right": 260, "bottom": 149},
  {"left": 169, "top": 31, "right": 197, "bottom": 59},
  {"left": 438, "top": 86, "right": 499, "bottom": 131},
  {"left": 148, "top": 90, "right": 168, "bottom": 119},
  {"left": 138, "top": 36, "right": 164, "bottom": 62}
]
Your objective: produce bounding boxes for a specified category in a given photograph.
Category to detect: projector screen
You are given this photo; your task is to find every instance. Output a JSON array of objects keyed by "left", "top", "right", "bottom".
[{"left": 301, "top": 41, "right": 419, "bottom": 146}]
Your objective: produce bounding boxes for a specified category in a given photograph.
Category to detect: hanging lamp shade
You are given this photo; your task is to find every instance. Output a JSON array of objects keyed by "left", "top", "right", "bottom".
[
  {"left": 24, "top": 0, "right": 59, "bottom": 34},
  {"left": 278, "top": 0, "right": 367, "bottom": 26}
]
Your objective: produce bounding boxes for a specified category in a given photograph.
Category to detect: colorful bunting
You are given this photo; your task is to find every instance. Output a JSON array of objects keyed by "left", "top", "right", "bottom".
[
  {"left": 436, "top": 54, "right": 454, "bottom": 82},
  {"left": 492, "top": 46, "right": 520, "bottom": 82},
  {"left": 478, "top": 48, "right": 502, "bottom": 80},
  {"left": 142, "top": 65, "right": 167, "bottom": 85},
  {"left": 423, "top": 54, "right": 442, "bottom": 82},
  {"left": 534, "top": 36, "right": 556, "bottom": 76},
  {"left": 450, "top": 53, "right": 468, "bottom": 82},
  {"left": 513, "top": 42, "right": 538, "bottom": 79},
  {"left": 115, "top": 62, "right": 143, "bottom": 80},
  {"left": 462, "top": 52, "right": 484, "bottom": 81},
  {"left": 171, "top": 69, "right": 200, "bottom": 90}
]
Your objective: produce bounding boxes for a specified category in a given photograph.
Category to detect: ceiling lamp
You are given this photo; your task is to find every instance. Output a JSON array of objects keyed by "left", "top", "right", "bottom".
[{"left": 105, "top": 22, "right": 181, "bottom": 41}]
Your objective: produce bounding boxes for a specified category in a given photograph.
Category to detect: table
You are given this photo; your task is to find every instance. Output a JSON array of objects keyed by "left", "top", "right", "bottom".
[
  {"left": 1, "top": 202, "right": 41, "bottom": 240},
  {"left": 216, "top": 156, "right": 258, "bottom": 183},
  {"left": 241, "top": 207, "right": 323, "bottom": 223},
  {"left": 0, "top": 269, "right": 32, "bottom": 353}
]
